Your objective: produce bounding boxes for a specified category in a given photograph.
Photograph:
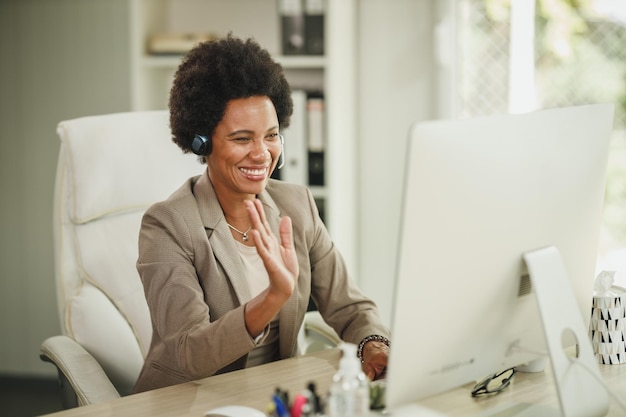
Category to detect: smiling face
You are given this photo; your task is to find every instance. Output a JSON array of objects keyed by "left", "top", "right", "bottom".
[{"left": 207, "top": 96, "right": 282, "bottom": 200}]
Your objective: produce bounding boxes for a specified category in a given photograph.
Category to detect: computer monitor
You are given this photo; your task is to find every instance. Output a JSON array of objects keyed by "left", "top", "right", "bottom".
[{"left": 385, "top": 104, "right": 614, "bottom": 416}]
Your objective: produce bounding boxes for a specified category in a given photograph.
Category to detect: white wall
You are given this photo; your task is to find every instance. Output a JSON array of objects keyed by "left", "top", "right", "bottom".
[
  {"left": 356, "top": 1, "right": 437, "bottom": 326},
  {"left": 0, "top": 0, "right": 131, "bottom": 377}
]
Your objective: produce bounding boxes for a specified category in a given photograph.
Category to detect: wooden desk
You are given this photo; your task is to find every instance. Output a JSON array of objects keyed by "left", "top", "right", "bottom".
[
  {"left": 42, "top": 349, "right": 340, "bottom": 417},
  {"left": 41, "top": 349, "right": 626, "bottom": 417}
]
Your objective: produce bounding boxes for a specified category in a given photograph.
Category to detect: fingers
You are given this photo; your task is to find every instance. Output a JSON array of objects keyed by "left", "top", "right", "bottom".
[
  {"left": 361, "top": 341, "right": 389, "bottom": 381},
  {"left": 279, "top": 216, "right": 294, "bottom": 250},
  {"left": 361, "top": 361, "right": 385, "bottom": 381},
  {"left": 252, "top": 198, "right": 270, "bottom": 230},
  {"left": 244, "top": 199, "right": 269, "bottom": 237},
  {"left": 243, "top": 199, "right": 296, "bottom": 273},
  {"left": 244, "top": 199, "right": 270, "bottom": 253},
  {"left": 244, "top": 199, "right": 293, "bottom": 248},
  {"left": 362, "top": 361, "right": 386, "bottom": 381}
]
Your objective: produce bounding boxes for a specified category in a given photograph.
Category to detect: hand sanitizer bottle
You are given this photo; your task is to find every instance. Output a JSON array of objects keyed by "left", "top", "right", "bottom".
[{"left": 328, "top": 343, "right": 370, "bottom": 417}]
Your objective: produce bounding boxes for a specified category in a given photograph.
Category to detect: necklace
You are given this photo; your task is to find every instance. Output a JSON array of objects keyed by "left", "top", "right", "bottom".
[{"left": 227, "top": 223, "right": 252, "bottom": 242}]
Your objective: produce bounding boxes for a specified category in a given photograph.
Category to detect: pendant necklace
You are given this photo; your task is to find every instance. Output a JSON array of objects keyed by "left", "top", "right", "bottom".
[{"left": 227, "top": 223, "right": 252, "bottom": 242}]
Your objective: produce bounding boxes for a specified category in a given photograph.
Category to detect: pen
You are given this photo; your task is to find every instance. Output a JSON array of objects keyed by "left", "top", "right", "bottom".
[
  {"left": 266, "top": 400, "right": 277, "bottom": 417},
  {"left": 306, "top": 382, "right": 321, "bottom": 414},
  {"left": 291, "top": 394, "right": 308, "bottom": 417},
  {"left": 273, "top": 393, "right": 290, "bottom": 417}
]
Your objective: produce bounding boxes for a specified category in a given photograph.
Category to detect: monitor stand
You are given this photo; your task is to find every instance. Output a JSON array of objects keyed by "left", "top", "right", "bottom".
[
  {"left": 525, "top": 246, "right": 609, "bottom": 417},
  {"left": 477, "top": 246, "right": 609, "bottom": 417}
]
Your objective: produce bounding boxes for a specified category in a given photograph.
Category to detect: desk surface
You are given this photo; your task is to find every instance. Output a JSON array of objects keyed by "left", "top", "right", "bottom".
[{"left": 42, "top": 349, "right": 626, "bottom": 417}]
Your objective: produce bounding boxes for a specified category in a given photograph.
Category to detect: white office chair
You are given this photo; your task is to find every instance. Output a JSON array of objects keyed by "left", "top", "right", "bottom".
[
  {"left": 40, "top": 110, "right": 339, "bottom": 408},
  {"left": 297, "top": 310, "right": 341, "bottom": 355}
]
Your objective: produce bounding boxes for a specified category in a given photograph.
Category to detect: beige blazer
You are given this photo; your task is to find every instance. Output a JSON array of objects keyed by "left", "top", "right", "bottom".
[{"left": 133, "top": 171, "right": 389, "bottom": 393}]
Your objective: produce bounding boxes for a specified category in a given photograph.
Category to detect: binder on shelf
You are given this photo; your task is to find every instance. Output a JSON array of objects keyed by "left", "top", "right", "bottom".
[
  {"left": 307, "top": 93, "right": 325, "bottom": 186},
  {"left": 280, "top": 90, "right": 308, "bottom": 185},
  {"left": 308, "top": 152, "right": 325, "bottom": 186},
  {"left": 279, "top": 0, "right": 306, "bottom": 55},
  {"left": 304, "top": 0, "right": 325, "bottom": 55},
  {"left": 147, "top": 32, "right": 217, "bottom": 55}
]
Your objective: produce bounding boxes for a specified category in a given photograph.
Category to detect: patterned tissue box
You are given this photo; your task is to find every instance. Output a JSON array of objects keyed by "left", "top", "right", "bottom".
[{"left": 589, "top": 295, "right": 626, "bottom": 364}]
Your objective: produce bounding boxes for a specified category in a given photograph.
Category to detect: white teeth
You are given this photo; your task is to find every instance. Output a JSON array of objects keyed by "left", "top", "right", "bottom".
[{"left": 240, "top": 167, "right": 266, "bottom": 175}]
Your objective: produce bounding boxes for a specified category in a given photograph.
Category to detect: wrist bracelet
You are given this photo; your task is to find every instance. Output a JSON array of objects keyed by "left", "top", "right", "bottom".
[{"left": 357, "top": 334, "right": 390, "bottom": 362}]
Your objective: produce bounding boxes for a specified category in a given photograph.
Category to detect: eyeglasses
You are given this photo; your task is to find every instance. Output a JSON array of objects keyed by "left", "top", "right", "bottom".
[{"left": 471, "top": 367, "right": 516, "bottom": 397}]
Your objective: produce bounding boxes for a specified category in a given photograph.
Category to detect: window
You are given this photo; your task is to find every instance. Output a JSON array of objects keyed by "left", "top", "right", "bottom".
[{"left": 440, "top": 0, "right": 626, "bottom": 273}]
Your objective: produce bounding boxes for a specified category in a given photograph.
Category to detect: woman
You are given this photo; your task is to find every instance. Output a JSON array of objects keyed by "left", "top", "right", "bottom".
[{"left": 133, "top": 34, "right": 390, "bottom": 393}]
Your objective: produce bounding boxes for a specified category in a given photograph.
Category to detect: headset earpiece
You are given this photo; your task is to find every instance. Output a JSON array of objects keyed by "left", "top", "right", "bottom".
[{"left": 191, "top": 134, "right": 211, "bottom": 156}]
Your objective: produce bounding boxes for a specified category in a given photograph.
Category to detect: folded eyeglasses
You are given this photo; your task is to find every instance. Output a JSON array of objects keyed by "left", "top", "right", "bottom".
[{"left": 471, "top": 367, "right": 517, "bottom": 397}]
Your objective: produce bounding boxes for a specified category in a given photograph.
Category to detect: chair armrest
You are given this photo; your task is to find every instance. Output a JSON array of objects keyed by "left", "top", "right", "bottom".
[
  {"left": 304, "top": 311, "right": 342, "bottom": 347},
  {"left": 40, "top": 335, "right": 120, "bottom": 407}
]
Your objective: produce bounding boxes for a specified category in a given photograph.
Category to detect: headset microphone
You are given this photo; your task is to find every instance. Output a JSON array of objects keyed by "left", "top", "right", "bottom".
[
  {"left": 277, "top": 134, "right": 285, "bottom": 169},
  {"left": 191, "top": 134, "right": 211, "bottom": 156}
]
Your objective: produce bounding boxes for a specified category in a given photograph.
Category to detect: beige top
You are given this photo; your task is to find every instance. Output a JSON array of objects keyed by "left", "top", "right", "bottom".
[
  {"left": 235, "top": 240, "right": 280, "bottom": 366},
  {"left": 235, "top": 240, "right": 270, "bottom": 298}
]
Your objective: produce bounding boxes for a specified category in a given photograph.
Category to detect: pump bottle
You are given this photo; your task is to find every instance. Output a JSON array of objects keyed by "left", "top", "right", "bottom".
[{"left": 328, "top": 343, "right": 370, "bottom": 417}]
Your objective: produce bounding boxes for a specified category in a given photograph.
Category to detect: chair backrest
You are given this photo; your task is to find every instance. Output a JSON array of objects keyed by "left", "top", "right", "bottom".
[{"left": 53, "top": 111, "right": 202, "bottom": 395}]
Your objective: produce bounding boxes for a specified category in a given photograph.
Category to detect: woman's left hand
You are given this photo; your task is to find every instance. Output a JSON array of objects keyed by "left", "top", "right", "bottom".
[
  {"left": 245, "top": 198, "right": 299, "bottom": 300},
  {"left": 361, "top": 341, "right": 390, "bottom": 381}
]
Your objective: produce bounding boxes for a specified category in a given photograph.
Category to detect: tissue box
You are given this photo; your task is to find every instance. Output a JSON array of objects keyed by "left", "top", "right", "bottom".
[{"left": 589, "top": 294, "right": 626, "bottom": 364}]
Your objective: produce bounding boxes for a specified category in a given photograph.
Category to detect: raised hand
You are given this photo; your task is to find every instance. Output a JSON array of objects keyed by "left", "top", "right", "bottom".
[{"left": 243, "top": 198, "right": 299, "bottom": 337}]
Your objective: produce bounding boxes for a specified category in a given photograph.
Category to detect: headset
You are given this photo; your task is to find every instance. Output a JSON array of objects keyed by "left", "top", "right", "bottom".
[
  {"left": 192, "top": 134, "right": 285, "bottom": 169},
  {"left": 277, "top": 134, "right": 285, "bottom": 169},
  {"left": 191, "top": 134, "right": 212, "bottom": 156}
]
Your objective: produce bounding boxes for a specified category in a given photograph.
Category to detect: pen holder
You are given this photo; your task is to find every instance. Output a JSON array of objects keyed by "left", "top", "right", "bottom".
[{"left": 589, "top": 294, "right": 626, "bottom": 364}]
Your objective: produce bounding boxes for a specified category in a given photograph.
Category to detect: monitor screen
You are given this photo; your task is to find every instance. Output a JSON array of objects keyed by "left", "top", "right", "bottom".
[{"left": 385, "top": 104, "right": 614, "bottom": 410}]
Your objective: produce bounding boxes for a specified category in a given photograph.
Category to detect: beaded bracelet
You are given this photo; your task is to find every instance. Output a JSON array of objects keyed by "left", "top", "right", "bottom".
[{"left": 357, "top": 334, "right": 390, "bottom": 362}]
